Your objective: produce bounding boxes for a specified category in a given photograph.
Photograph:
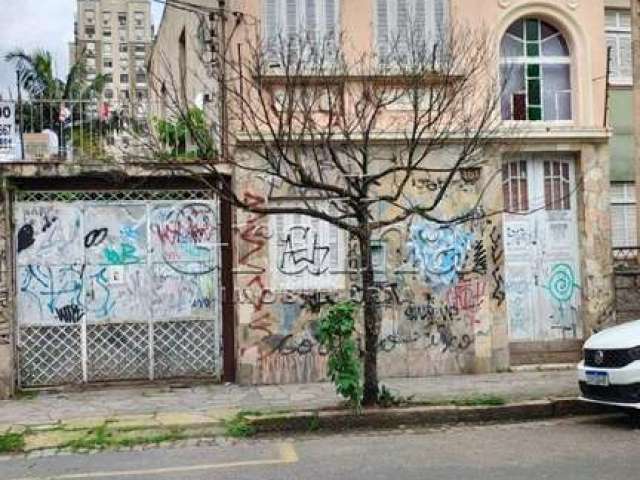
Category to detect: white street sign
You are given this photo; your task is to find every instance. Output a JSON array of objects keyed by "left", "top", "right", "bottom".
[{"left": 0, "top": 102, "right": 16, "bottom": 161}]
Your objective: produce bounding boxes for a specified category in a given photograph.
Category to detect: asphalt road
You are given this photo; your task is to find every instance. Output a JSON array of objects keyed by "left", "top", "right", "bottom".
[{"left": 2, "top": 414, "right": 640, "bottom": 480}]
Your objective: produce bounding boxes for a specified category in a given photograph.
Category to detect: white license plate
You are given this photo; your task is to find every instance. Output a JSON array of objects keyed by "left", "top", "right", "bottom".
[{"left": 586, "top": 371, "right": 609, "bottom": 386}]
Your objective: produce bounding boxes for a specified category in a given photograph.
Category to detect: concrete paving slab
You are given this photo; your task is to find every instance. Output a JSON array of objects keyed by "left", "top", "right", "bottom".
[{"left": 0, "top": 371, "right": 578, "bottom": 435}]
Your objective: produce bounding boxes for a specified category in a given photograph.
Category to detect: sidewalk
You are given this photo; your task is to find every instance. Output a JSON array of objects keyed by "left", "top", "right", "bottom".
[{"left": 0, "top": 370, "right": 578, "bottom": 428}]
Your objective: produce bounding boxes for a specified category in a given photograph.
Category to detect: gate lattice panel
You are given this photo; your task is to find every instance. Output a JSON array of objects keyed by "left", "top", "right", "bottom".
[
  {"left": 86, "top": 323, "right": 150, "bottom": 381},
  {"left": 154, "top": 320, "right": 217, "bottom": 378},
  {"left": 15, "top": 190, "right": 221, "bottom": 387},
  {"left": 19, "top": 325, "right": 83, "bottom": 386}
]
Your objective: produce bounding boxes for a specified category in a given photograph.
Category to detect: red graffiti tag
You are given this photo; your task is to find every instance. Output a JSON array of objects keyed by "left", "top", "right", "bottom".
[
  {"left": 237, "top": 191, "right": 273, "bottom": 336},
  {"left": 446, "top": 279, "right": 486, "bottom": 327}
]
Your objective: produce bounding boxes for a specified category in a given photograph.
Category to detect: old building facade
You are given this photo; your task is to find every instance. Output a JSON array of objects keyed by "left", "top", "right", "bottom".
[{"left": 0, "top": 0, "right": 614, "bottom": 398}]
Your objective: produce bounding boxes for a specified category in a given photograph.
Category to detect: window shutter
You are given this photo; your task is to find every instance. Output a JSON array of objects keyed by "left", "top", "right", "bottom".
[
  {"left": 286, "top": 0, "right": 298, "bottom": 44},
  {"left": 433, "top": 0, "right": 446, "bottom": 44},
  {"left": 606, "top": 35, "right": 619, "bottom": 78},
  {"left": 610, "top": 184, "right": 638, "bottom": 248},
  {"left": 377, "top": 0, "right": 389, "bottom": 59},
  {"left": 324, "top": 0, "right": 336, "bottom": 42},
  {"left": 305, "top": 0, "right": 317, "bottom": 41},
  {"left": 415, "top": 0, "right": 426, "bottom": 44},
  {"left": 619, "top": 34, "right": 632, "bottom": 79},
  {"left": 265, "top": 0, "right": 279, "bottom": 51},
  {"left": 397, "top": 0, "right": 409, "bottom": 44}
]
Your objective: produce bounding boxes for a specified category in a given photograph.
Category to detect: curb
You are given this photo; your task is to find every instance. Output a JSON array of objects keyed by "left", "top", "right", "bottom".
[
  {"left": 1, "top": 398, "right": 616, "bottom": 455},
  {"left": 246, "top": 398, "right": 615, "bottom": 434}
]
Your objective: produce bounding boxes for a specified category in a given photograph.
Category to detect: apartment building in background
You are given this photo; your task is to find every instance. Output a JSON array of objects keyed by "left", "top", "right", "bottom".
[{"left": 70, "top": 0, "right": 153, "bottom": 111}]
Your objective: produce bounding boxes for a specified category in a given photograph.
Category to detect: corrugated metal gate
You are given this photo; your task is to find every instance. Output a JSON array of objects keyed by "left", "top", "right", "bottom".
[{"left": 14, "top": 190, "right": 221, "bottom": 387}]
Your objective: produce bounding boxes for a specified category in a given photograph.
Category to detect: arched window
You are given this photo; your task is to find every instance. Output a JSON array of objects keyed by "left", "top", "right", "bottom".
[{"left": 500, "top": 18, "right": 571, "bottom": 121}]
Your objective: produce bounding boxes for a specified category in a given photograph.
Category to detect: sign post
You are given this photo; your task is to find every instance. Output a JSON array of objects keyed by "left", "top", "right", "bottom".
[{"left": 0, "top": 102, "right": 16, "bottom": 162}]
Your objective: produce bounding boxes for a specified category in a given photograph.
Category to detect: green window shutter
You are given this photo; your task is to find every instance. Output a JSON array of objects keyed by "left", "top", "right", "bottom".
[{"left": 527, "top": 106, "right": 542, "bottom": 121}]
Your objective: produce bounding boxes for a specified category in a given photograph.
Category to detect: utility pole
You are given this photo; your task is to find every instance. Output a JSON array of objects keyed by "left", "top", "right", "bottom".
[
  {"left": 633, "top": 0, "right": 640, "bottom": 254},
  {"left": 210, "top": 1, "right": 229, "bottom": 163}
]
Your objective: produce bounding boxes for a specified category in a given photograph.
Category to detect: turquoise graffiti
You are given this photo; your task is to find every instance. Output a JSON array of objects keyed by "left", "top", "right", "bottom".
[
  {"left": 407, "top": 221, "right": 474, "bottom": 289},
  {"left": 544, "top": 263, "right": 580, "bottom": 304},
  {"left": 103, "top": 243, "right": 140, "bottom": 265}
]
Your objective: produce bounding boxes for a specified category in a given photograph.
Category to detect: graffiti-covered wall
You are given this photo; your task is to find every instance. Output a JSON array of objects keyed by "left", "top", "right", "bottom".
[{"left": 234, "top": 147, "right": 508, "bottom": 384}]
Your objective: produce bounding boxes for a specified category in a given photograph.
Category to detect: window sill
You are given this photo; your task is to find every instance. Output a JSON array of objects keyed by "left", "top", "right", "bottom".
[
  {"left": 609, "top": 80, "right": 633, "bottom": 88},
  {"left": 502, "top": 120, "right": 575, "bottom": 128},
  {"left": 258, "top": 71, "right": 457, "bottom": 86}
]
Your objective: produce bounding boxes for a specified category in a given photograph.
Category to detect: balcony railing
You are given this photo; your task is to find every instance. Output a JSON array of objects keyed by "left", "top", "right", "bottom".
[{"left": 1, "top": 100, "right": 216, "bottom": 165}]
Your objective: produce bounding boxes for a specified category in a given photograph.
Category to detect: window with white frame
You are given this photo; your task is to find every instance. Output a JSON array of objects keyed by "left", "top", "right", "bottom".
[
  {"left": 605, "top": 9, "right": 632, "bottom": 84},
  {"left": 500, "top": 18, "right": 572, "bottom": 122},
  {"left": 263, "top": 0, "right": 339, "bottom": 60},
  {"left": 376, "top": 0, "right": 448, "bottom": 63},
  {"left": 611, "top": 183, "right": 637, "bottom": 248}
]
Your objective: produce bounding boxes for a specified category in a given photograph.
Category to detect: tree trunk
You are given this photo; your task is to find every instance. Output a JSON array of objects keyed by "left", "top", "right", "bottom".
[{"left": 359, "top": 234, "right": 380, "bottom": 406}]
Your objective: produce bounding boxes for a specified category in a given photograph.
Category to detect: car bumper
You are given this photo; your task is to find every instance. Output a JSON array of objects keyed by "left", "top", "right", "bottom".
[{"left": 577, "top": 360, "right": 640, "bottom": 408}]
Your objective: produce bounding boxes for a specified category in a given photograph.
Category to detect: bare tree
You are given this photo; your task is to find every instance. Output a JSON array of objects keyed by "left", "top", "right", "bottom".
[{"left": 143, "top": 17, "right": 506, "bottom": 405}]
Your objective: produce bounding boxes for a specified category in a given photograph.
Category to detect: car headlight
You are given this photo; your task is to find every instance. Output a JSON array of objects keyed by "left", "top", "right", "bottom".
[{"left": 629, "top": 346, "right": 640, "bottom": 361}]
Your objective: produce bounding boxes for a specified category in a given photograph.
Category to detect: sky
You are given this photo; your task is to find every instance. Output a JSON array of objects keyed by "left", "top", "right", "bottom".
[{"left": 0, "top": 0, "right": 165, "bottom": 97}]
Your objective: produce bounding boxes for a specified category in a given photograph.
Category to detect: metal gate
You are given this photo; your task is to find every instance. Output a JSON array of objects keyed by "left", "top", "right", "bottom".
[{"left": 14, "top": 190, "right": 222, "bottom": 387}]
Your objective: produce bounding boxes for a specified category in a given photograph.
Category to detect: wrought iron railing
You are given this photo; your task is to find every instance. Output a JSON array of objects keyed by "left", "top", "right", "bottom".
[{"left": 2, "top": 99, "right": 215, "bottom": 164}]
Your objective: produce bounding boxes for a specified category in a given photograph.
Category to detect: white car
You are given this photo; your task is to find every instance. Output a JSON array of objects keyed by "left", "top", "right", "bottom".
[{"left": 578, "top": 320, "right": 640, "bottom": 411}]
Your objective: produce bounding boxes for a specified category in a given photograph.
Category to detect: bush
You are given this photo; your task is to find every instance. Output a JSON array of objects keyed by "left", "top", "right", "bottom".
[
  {"left": 154, "top": 108, "right": 215, "bottom": 159},
  {"left": 317, "top": 302, "right": 362, "bottom": 412}
]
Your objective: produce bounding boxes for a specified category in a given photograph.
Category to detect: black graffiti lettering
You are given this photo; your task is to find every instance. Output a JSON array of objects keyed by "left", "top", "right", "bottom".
[
  {"left": 264, "top": 334, "right": 318, "bottom": 356},
  {"left": 279, "top": 226, "right": 331, "bottom": 276},
  {"left": 55, "top": 304, "right": 84, "bottom": 324},
  {"left": 471, "top": 240, "right": 488, "bottom": 275},
  {"left": 41, "top": 214, "right": 57, "bottom": 233},
  {"left": 490, "top": 226, "right": 506, "bottom": 306},
  {"left": 17, "top": 224, "right": 35, "bottom": 253},
  {"left": 84, "top": 228, "right": 108, "bottom": 248}
]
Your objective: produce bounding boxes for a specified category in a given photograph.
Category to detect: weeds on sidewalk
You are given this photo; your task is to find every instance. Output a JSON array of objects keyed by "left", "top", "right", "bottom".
[
  {"left": 15, "top": 390, "right": 38, "bottom": 400},
  {"left": 0, "top": 432, "right": 25, "bottom": 453},
  {"left": 223, "top": 414, "right": 256, "bottom": 438},
  {"left": 64, "top": 424, "right": 187, "bottom": 451}
]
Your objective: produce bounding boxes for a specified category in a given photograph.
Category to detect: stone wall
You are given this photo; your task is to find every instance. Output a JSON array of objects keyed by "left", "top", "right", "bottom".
[{"left": 233, "top": 146, "right": 509, "bottom": 384}]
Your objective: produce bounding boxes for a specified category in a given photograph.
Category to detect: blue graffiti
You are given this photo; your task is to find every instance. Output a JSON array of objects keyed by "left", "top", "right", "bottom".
[
  {"left": 407, "top": 221, "right": 473, "bottom": 289},
  {"left": 87, "top": 267, "right": 116, "bottom": 318},
  {"left": 20, "top": 264, "right": 117, "bottom": 321},
  {"left": 20, "top": 264, "right": 84, "bottom": 317},
  {"left": 119, "top": 225, "right": 139, "bottom": 242}
]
